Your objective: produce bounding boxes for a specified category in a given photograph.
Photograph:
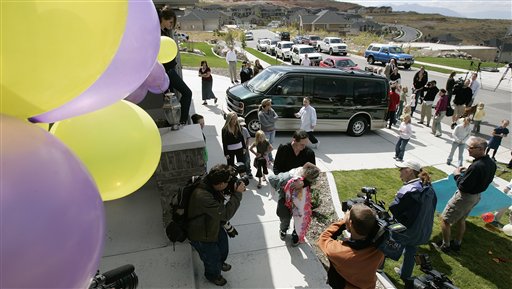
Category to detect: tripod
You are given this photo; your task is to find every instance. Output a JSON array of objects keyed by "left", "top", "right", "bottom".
[
  {"left": 493, "top": 62, "right": 512, "bottom": 91},
  {"left": 464, "top": 61, "right": 483, "bottom": 89}
]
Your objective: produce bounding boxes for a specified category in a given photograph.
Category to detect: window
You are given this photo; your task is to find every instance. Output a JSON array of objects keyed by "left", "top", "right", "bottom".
[
  {"left": 372, "top": 46, "right": 380, "bottom": 51},
  {"left": 271, "top": 77, "right": 304, "bottom": 96},
  {"left": 382, "top": 48, "right": 389, "bottom": 53},
  {"left": 353, "top": 79, "right": 386, "bottom": 106},
  {"left": 312, "top": 77, "right": 349, "bottom": 105}
]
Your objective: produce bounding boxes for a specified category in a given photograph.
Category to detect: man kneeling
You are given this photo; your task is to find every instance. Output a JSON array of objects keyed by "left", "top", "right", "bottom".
[{"left": 317, "top": 204, "right": 384, "bottom": 289}]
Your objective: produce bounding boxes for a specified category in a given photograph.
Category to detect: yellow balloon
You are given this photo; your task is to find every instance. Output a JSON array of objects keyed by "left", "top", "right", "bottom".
[
  {"left": 1, "top": 1, "right": 128, "bottom": 119},
  {"left": 157, "top": 36, "right": 178, "bottom": 63},
  {"left": 50, "top": 100, "right": 162, "bottom": 201}
]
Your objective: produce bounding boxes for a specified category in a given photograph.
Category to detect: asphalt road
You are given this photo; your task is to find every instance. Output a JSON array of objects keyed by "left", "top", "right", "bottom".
[{"left": 246, "top": 29, "right": 512, "bottom": 150}]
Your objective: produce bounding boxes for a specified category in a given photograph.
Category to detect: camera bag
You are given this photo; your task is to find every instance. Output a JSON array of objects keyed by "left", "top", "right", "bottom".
[{"left": 165, "top": 175, "right": 204, "bottom": 249}]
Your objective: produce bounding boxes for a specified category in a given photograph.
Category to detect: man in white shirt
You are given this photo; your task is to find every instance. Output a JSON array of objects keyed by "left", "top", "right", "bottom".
[
  {"left": 226, "top": 46, "right": 238, "bottom": 84},
  {"left": 301, "top": 54, "right": 311, "bottom": 66},
  {"left": 295, "top": 97, "right": 319, "bottom": 148},
  {"left": 469, "top": 72, "right": 480, "bottom": 106}
]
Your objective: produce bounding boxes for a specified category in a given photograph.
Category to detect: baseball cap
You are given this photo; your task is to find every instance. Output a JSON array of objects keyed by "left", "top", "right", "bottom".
[
  {"left": 237, "top": 117, "right": 246, "bottom": 126},
  {"left": 395, "top": 160, "right": 422, "bottom": 172}
]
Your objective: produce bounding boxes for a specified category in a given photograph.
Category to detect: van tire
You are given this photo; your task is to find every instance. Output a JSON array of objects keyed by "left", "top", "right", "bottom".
[
  {"left": 347, "top": 116, "right": 369, "bottom": 137},
  {"left": 245, "top": 114, "right": 260, "bottom": 136}
]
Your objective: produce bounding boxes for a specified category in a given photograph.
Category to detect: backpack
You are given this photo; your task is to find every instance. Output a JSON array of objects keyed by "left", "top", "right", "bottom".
[{"left": 165, "top": 175, "right": 204, "bottom": 249}]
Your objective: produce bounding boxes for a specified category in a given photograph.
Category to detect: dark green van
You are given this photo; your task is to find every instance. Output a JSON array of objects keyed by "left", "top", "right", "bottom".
[{"left": 224, "top": 66, "right": 389, "bottom": 136}]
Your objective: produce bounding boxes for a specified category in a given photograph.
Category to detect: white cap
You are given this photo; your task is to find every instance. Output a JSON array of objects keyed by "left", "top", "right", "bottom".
[{"left": 395, "top": 160, "right": 422, "bottom": 172}]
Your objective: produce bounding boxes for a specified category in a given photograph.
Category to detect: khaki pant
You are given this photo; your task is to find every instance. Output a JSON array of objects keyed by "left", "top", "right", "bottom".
[{"left": 420, "top": 103, "right": 433, "bottom": 125}]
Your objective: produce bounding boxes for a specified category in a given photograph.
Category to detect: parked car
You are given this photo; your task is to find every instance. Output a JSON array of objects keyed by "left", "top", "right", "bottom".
[
  {"left": 280, "top": 31, "right": 290, "bottom": 41},
  {"left": 319, "top": 57, "right": 360, "bottom": 71},
  {"left": 316, "top": 37, "right": 347, "bottom": 55},
  {"left": 292, "top": 35, "right": 304, "bottom": 44},
  {"left": 275, "top": 41, "right": 294, "bottom": 61},
  {"left": 223, "top": 66, "right": 389, "bottom": 136},
  {"left": 245, "top": 31, "right": 254, "bottom": 41},
  {"left": 175, "top": 32, "right": 189, "bottom": 42},
  {"left": 290, "top": 44, "right": 322, "bottom": 65},
  {"left": 256, "top": 38, "right": 271, "bottom": 51},
  {"left": 302, "top": 35, "right": 321, "bottom": 47},
  {"left": 364, "top": 43, "right": 414, "bottom": 69},
  {"left": 265, "top": 39, "right": 279, "bottom": 56}
]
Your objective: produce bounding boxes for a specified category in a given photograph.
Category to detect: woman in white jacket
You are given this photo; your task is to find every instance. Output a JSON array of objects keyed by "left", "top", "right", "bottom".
[{"left": 446, "top": 117, "right": 472, "bottom": 166}]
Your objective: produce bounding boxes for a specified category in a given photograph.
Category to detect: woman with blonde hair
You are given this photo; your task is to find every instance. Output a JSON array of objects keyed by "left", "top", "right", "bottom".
[
  {"left": 394, "top": 114, "right": 413, "bottom": 162},
  {"left": 222, "top": 112, "right": 246, "bottom": 166},
  {"left": 258, "top": 98, "right": 278, "bottom": 162},
  {"left": 250, "top": 130, "right": 273, "bottom": 188}
]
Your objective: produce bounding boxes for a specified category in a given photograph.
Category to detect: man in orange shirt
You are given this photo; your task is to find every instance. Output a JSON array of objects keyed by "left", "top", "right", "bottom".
[{"left": 317, "top": 204, "right": 384, "bottom": 289}]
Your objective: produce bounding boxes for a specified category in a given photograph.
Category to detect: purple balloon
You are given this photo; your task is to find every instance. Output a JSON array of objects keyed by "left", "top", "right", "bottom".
[
  {"left": 145, "top": 61, "right": 166, "bottom": 88},
  {"left": 0, "top": 114, "right": 105, "bottom": 288},
  {"left": 125, "top": 83, "right": 149, "bottom": 104},
  {"left": 29, "top": 0, "right": 160, "bottom": 123}
]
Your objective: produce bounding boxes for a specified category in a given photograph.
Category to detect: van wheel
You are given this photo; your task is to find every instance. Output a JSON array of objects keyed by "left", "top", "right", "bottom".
[
  {"left": 347, "top": 116, "right": 368, "bottom": 137},
  {"left": 367, "top": 56, "right": 374, "bottom": 64},
  {"left": 403, "top": 64, "right": 411, "bottom": 69},
  {"left": 245, "top": 114, "right": 261, "bottom": 136}
]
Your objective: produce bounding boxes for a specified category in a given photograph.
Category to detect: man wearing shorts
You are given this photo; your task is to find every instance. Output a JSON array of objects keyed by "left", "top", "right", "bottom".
[{"left": 436, "top": 137, "right": 496, "bottom": 253}]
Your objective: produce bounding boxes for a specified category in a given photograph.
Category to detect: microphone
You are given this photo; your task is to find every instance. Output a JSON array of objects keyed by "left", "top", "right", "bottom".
[{"left": 102, "top": 264, "right": 135, "bottom": 285}]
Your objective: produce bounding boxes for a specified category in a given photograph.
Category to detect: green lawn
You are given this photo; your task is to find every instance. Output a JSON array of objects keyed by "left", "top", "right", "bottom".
[
  {"left": 179, "top": 42, "right": 242, "bottom": 70},
  {"left": 415, "top": 57, "right": 504, "bottom": 71},
  {"left": 411, "top": 63, "right": 454, "bottom": 74},
  {"left": 245, "top": 47, "right": 282, "bottom": 66},
  {"left": 333, "top": 167, "right": 511, "bottom": 289}
]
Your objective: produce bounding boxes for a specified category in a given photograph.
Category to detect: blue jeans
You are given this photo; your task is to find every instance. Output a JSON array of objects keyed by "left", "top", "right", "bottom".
[
  {"left": 447, "top": 142, "right": 465, "bottom": 166},
  {"left": 190, "top": 227, "right": 229, "bottom": 280},
  {"left": 395, "top": 138, "right": 410, "bottom": 160},
  {"left": 264, "top": 130, "right": 276, "bottom": 161}
]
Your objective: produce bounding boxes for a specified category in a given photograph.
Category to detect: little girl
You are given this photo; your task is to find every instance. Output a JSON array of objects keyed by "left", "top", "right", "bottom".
[
  {"left": 394, "top": 114, "right": 413, "bottom": 162},
  {"left": 250, "top": 130, "right": 273, "bottom": 189},
  {"left": 472, "top": 102, "right": 486, "bottom": 134}
]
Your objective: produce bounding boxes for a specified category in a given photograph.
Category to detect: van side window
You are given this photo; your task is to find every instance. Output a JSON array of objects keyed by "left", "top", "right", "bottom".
[
  {"left": 353, "top": 80, "right": 386, "bottom": 106},
  {"left": 382, "top": 48, "right": 389, "bottom": 53},
  {"left": 272, "top": 77, "right": 304, "bottom": 96},
  {"left": 372, "top": 46, "right": 380, "bottom": 51},
  {"left": 312, "top": 77, "right": 349, "bottom": 105}
]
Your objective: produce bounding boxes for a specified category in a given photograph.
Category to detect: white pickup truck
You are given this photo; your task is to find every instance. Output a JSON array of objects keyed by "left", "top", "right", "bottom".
[{"left": 317, "top": 37, "right": 347, "bottom": 55}]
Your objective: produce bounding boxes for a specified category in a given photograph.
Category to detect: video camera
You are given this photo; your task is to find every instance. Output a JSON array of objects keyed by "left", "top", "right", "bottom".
[
  {"left": 413, "top": 254, "right": 458, "bottom": 289},
  {"left": 342, "top": 187, "right": 406, "bottom": 238},
  {"left": 89, "top": 264, "right": 138, "bottom": 289}
]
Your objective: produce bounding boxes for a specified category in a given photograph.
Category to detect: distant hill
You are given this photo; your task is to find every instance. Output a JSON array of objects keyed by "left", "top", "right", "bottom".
[
  {"left": 201, "top": 0, "right": 511, "bottom": 45},
  {"left": 390, "top": 4, "right": 463, "bottom": 18}
]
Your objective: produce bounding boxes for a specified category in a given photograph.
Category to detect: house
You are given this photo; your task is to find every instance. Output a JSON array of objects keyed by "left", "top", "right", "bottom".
[
  {"left": 179, "top": 9, "right": 229, "bottom": 31},
  {"left": 301, "top": 10, "right": 352, "bottom": 36}
]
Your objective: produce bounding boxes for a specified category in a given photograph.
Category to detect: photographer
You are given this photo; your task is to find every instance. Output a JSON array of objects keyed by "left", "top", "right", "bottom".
[
  {"left": 187, "top": 164, "right": 246, "bottom": 286},
  {"left": 418, "top": 80, "right": 439, "bottom": 127},
  {"left": 390, "top": 160, "right": 437, "bottom": 289},
  {"left": 317, "top": 203, "right": 385, "bottom": 289}
]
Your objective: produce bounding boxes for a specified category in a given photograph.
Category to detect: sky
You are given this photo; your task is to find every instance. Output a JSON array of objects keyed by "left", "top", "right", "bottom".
[{"left": 336, "top": 0, "right": 512, "bottom": 20}]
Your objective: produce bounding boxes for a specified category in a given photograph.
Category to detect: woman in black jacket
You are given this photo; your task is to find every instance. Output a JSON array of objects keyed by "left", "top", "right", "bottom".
[{"left": 222, "top": 112, "right": 246, "bottom": 166}]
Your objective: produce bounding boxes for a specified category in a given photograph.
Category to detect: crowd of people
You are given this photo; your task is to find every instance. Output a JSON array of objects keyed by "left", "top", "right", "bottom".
[{"left": 156, "top": 7, "right": 509, "bottom": 286}]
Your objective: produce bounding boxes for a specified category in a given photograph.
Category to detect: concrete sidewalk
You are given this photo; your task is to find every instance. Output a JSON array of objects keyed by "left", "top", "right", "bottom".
[{"left": 98, "top": 68, "right": 511, "bottom": 289}]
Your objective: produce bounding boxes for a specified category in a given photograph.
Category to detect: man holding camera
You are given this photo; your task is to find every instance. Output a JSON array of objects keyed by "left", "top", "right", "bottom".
[
  {"left": 436, "top": 137, "right": 496, "bottom": 253},
  {"left": 390, "top": 160, "right": 437, "bottom": 289},
  {"left": 317, "top": 203, "right": 385, "bottom": 289},
  {"left": 187, "top": 164, "right": 246, "bottom": 286}
]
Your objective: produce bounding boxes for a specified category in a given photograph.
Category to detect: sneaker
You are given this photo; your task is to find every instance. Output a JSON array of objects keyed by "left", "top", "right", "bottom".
[
  {"left": 431, "top": 240, "right": 451, "bottom": 253},
  {"left": 396, "top": 158, "right": 403, "bottom": 162},
  {"left": 291, "top": 231, "right": 299, "bottom": 247},
  {"left": 435, "top": 133, "right": 442, "bottom": 137},
  {"left": 207, "top": 275, "right": 227, "bottom": 286},
  {"left": 451, "top": 123, "right": 457, "bottom": 129},
  {"left": 450, "top": 241, "right": 461, "bottom": 252},
  {"left": 417, "top": 121, "right": 424, "bottom": 124},
  {"left": 202, "top": 101, "right": 208, "bottom": 105},
  {"left": 279, "top": 230, "right": 286, "bottom": 240},
  {"left": 447, "top": 160, "right": 451, "bottom": 165},
  {"left": 221, "top": 262, "right": 231, "bottom": 272},
  {"left": 257, "top": 183, "right": 262, "bottom": 189}
]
